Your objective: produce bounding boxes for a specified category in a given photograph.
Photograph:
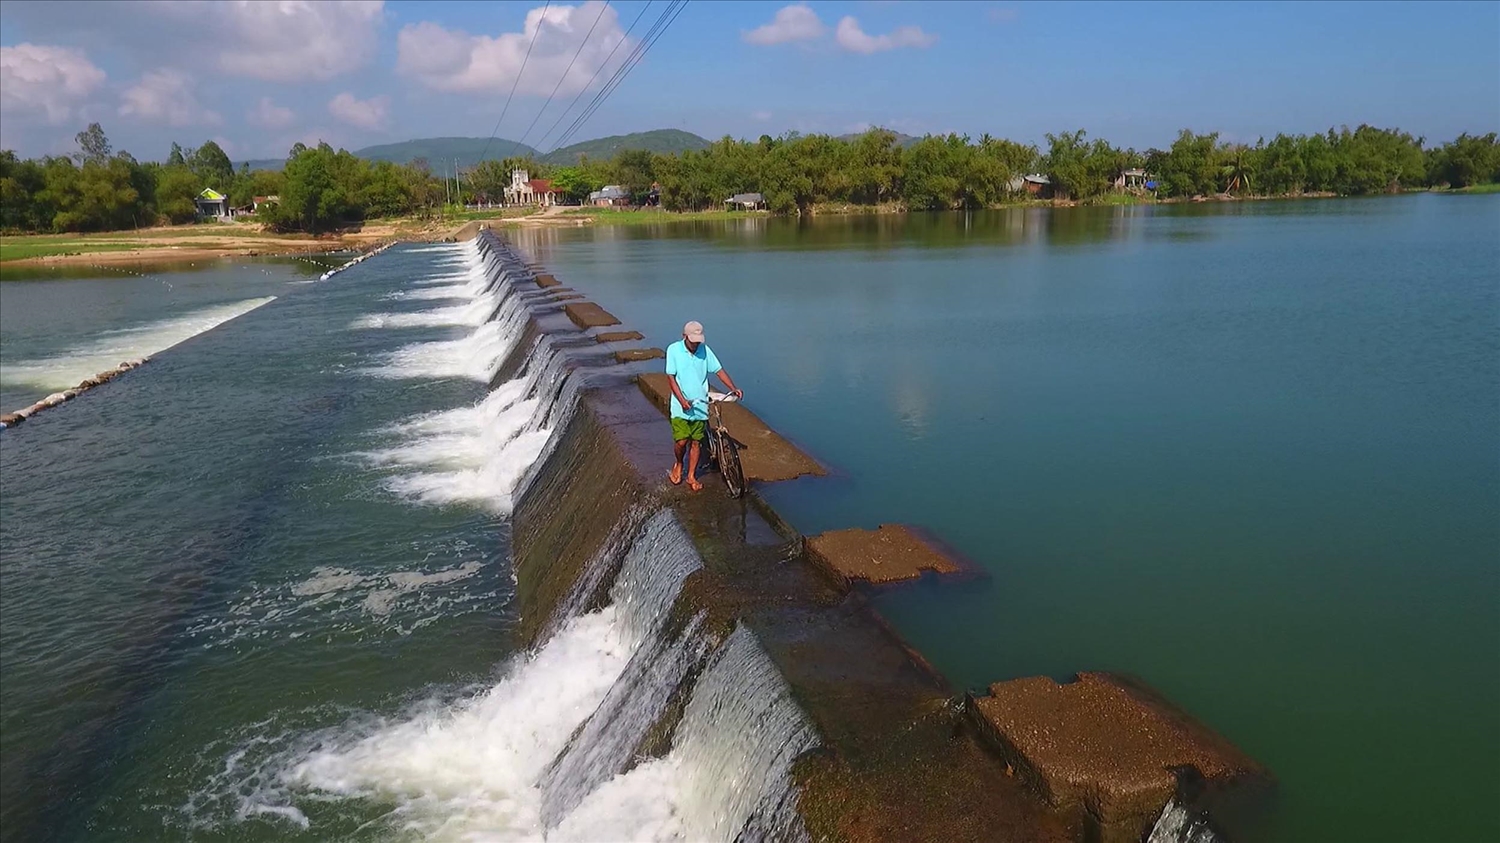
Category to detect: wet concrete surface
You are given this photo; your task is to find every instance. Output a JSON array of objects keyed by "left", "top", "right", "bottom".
[
  {"left": 534, "top": 273, "right": 560, "bottom": 288},
  {"left": 806, "top": 525, "right": 962, "bottom": 588},
  {"left": 969, "top": 673, "right": 1271, "bottom": 841},
  {"left": 563, "top": 302, "right": 622, "bottom": 329},
  {"left": 637, "top": 373, "right": 825, "bottom": 482},
  {"left": 595, "top": 330, "right": 645, "bottom": 343},
  {"left": 614, "top": 348, "right": 666, "bottom": 363}
]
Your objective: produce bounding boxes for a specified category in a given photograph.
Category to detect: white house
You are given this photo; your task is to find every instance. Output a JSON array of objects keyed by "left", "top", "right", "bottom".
[
  {"left": 194, "top": 188, "right": 231, "bottom": 219},
  {"left": 504, "top": 169, "right": 560, "bottom": 206}
]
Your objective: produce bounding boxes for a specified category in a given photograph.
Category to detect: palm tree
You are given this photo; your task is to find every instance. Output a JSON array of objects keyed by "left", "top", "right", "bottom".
[{"left": 1221, "top": 144, "right": 1254, "bottom": 194}]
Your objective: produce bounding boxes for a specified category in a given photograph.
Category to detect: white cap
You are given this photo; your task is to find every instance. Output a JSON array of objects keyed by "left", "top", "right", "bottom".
[{"left": 683, "top": 321, "right": 704, "bottom": 342}]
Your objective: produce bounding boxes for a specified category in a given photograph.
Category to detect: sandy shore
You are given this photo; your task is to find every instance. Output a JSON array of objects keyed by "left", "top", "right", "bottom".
[{"left": 1, "top": 220, "right": 452, "bottom": 269}]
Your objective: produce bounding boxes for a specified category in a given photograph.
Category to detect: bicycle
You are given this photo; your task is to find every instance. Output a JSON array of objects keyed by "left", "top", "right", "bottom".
[{"left": 704, "top": 391, "right": 747, "bottom": 499}]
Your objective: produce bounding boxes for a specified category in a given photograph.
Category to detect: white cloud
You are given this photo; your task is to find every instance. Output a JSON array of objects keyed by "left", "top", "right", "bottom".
[
  {"left": 0, "top": 43, "right": 106, "bottom": 124},
  {"left": 742, "top": 4, "right": 826, "bottom": 45},
  {"left": 397, "top": 1, "right": 629, "bottom": 95},
  {"left": 328, "top": 92, "right": 389, "bottom": 130},
  {"left": 835, "top": 16, "right": 937, "bottom": 53},
  {"left": 128, "top": 0, "right": 383, "bottom": 82},
  {"left": 119, "top": 68, "right": 222, "bottom": 127},
  {"left": 249, "top": 96, "right": 295, "bottom": 129}
]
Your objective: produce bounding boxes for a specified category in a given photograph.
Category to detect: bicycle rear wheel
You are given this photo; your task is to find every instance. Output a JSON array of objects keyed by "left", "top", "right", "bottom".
[{"left": 717, "top": 430, "right": 746, "bottom": 498}]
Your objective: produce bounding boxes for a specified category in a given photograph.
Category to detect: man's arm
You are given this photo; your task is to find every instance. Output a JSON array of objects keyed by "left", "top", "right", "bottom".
[
  {"left": 668, "top": 375, "right": 695, "bottom": 413},
  {"left": 716, "top": 370, "right": 742, "bottom": 399}
]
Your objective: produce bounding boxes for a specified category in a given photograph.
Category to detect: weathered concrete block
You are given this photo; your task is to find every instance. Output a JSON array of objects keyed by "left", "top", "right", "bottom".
[
  {"left": 563, "top": 302, "right": 621, "bottom": 329},
  {"left": 0, "top": 413, "right": 22, "bottom": 427},
  {"left": 595, "top": 331, "right": 645, "bottom": 343},
  {"left": 535, "top": 273, "right": 561, "bottom": 288},
  {"left": 805, "top": 525, "right": 962, "bottom": 588},
  {"left": 614, "top": 348, "right": 666, "bottom": 363},
  {"left": 967, "top": 673, "right": 1269, "bottom": 842},
  {"left": 637, "top": 373, "right": 824, "bottom": 483}
]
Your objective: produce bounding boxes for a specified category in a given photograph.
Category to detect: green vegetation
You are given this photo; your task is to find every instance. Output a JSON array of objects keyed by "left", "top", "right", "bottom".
[
  {"left": 4, "top": 125, "right": 1496, "bottom": 237},
  {"left": 469, "top": 126, "right": 1498, "bottom": 213},
  {"left": 0, "top": 237, "right": 141, "bottom": 262},
  {"left": 1, "top": 125, "right": 450, "bottom": 235},
  {"left": 1451, "top": 181, "right": 1500, "bottom": 194}
]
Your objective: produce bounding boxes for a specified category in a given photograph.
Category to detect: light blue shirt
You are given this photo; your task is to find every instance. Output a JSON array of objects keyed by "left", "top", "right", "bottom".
[{"left": 665, "top": 339, "right": 721, "bottom": 421}]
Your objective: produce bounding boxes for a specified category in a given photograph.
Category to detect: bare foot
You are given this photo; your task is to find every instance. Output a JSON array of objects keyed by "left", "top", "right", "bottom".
[
  {"left": 686, "top": 477, "right": 703, "bottom": 492},
  {"left": 669, "top": 463, "right": 682, "bottom": 485}
]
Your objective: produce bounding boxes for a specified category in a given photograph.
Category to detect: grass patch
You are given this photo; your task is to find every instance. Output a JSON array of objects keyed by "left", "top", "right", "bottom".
[
  {"left": 124, "top": 224, "right": 290, "bottom": 239},
  {"left": 0, "top": 238, "right": 142, "bottom": 262},
  {"left": 1451, "top": 182, "right": 1500, "bottom": 194},
  {"left": 440, "top": 207, "right": 541, "bottom": 221}
]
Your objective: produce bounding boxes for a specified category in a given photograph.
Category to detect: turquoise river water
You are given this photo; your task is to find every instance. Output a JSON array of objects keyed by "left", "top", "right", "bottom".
[
  {"left": 0, "top": 196, "right": 1496, "bottom": 843},
  {"left": 509, "top": 195, "right": 1500, "bottom": 843}
]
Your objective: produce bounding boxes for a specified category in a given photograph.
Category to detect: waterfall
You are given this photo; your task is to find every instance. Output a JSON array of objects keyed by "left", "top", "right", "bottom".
[
  {"left": 359, "top": 239, "right": 586, "bottom": 513},
  {"left": 267, "top": 235, "right": 821, "bottom": 841},
  {"left": 1148, "top": 798, "right": 1223, "bottom": 843}
]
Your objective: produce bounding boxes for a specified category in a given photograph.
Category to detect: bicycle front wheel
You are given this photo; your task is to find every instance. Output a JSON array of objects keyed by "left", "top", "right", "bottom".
[{"left": 717, "top": 431, "right": 746, "bottom": 499}]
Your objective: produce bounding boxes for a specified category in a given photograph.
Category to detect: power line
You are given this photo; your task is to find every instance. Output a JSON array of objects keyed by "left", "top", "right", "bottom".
[
  {"left": 532, "top": 1, "right": 654, "bottom": 153},
  {"left": 476, "top": 0, "right": 553, "bottom": 165},
  {"left": 503, "top": 0, "right": 612, "bottom": 162},
  {"left": 548, "top": 0, "right": 687, "bottom": 153},
  {"left": 548, "top": 1, "right": 681, "bottom": 153}
]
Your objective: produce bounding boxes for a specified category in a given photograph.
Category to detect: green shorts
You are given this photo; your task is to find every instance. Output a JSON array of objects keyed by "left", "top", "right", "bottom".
[{"left": 671, "top": 417, "right": 707, "bottom": 442}]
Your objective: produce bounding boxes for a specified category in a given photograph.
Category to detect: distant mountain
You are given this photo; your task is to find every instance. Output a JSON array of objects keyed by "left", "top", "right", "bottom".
[
  {"left": 836, "top": 129, "right": 924, "bottom": 148},
  {"left": 355, "top": 137, "right": 539, "bottom": 167},
  {"left": 233, "top": 129, "right": 711, "bottom": 172},
  {"left": 541, "top": 129, "right": 709, "bottom": 165}
]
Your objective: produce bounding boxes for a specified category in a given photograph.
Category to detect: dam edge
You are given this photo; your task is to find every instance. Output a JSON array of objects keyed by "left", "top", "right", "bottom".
[{"left": 474, "top": 223, "right": 1273, "bottom": 843}]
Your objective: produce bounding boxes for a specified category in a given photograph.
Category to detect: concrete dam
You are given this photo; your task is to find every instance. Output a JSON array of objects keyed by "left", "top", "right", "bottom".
[{"left": 436, "top": 228, "right": 1272, "bottom": 842}]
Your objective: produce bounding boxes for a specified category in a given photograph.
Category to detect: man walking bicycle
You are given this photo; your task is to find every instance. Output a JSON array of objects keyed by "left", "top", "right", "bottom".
[{"left": 666, "top": 320, "right": 741, "bottom": 491}]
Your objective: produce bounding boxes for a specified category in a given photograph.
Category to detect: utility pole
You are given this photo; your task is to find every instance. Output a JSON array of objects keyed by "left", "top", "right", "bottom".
[
  {"left": 454, "top": 158, "right": 462, "bottom": 207},
  {"left": 443, "top": 160, "right": 451, "bottom": 208}
]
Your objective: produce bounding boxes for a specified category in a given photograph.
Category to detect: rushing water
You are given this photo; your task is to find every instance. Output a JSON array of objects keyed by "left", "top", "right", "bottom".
[
  {"left": 510, "top": 195, "right": 1500, "bottom": 843},
  {"left": 0, "top": 239, "right": 815, "bottom": 843}
]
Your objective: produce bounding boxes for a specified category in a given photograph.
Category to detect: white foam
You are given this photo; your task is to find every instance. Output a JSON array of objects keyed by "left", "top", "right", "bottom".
[
  {"left": 352, "top": 288, "right": 505, "bottom": 330},
  {"left": 0, "top": 297, "right": 275, "bottom": 394},
  {"left": 185, "top": 558, "right": 492, "bottom": 648},
  {"left": 288, "top": 607, "right": 633, "bottom": 840},
  {"left": 366, "top": 318, "right": 517, "bottom": 382}
]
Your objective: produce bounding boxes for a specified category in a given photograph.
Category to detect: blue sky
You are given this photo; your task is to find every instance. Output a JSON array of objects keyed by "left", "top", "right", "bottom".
[{"left": 1, "top": 1, "right": 1496, "bottom": 162}]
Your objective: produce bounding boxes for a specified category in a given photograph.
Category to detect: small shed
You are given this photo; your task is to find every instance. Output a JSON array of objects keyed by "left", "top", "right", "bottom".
[
  {"left": 1113, "top": 168, "right": 1150, "bottom": 191},
  {"left": 589, "top": 185, "right": 630, "bottom": 207},
  {"left": 726, "top": 192, "right": 765, "bottom": 210},
  {"left": 1022, "top": 174, "right": 1052, "bottom": 198},
  {"left": 195, "top": 188, "right": 230, "bottom": 219}
]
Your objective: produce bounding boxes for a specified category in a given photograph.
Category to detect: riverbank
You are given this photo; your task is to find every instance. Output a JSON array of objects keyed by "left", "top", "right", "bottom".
[
  {"left": 6, "top": 184, "right": 1492, "bottom": 268},
  {"left": 0, "top": 218, "right": 450, "bottom": 269}
]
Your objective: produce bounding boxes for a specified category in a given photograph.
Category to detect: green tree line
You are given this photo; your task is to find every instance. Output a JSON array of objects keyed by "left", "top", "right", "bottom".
[
  {"left": 3, "top": 123, "right": 1497, "bottom": 233},
  {"left": 0, "top": 124, "right": 446, "bottom": 234},
  {"left": 476, "top": 126, "right": 1500, "bottom": 212}
]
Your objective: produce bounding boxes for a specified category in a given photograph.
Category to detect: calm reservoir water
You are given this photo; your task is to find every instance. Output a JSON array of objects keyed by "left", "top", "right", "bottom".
[{"left": 509, "top": 196, "right": 1500, "bottom": 843}]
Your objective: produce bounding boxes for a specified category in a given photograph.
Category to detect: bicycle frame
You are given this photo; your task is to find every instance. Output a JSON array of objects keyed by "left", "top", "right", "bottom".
[{"left": 704, "top": 392, "right": 746, "bottom": 498}]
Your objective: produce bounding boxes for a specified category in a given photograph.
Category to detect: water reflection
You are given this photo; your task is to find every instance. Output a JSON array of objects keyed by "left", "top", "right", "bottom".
[{"left": 510, "top": 205, "right": 1190, "bottom": 255}]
